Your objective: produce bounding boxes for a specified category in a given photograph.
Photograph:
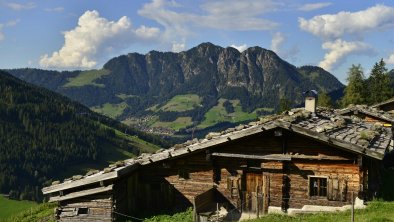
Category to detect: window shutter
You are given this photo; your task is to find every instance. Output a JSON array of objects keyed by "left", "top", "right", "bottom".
[
  {"left": 327, "top": 178, "right": 333, "bottom": 200},
  {"left": 340, "top": 179, "right": 348, "bottom": 201},
  {"left": 328, "top": 178, "right": 340, "bottom": 201},
  {"left": 328, "top": 178, "right": 347, "bottom": 201}
]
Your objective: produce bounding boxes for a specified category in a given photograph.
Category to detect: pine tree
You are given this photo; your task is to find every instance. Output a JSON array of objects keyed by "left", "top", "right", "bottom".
[
  {"left": 368, "top": 59, "right": 393, "bottom": 104},
  {"left": 278, "top": 97, "right": 292, "bottom": 113},
  {"left": 318, "top": 91, "right": 333, "bottom": 108},
  {"left": 341, "top": 64, "right": 366, "bottom": 107}
]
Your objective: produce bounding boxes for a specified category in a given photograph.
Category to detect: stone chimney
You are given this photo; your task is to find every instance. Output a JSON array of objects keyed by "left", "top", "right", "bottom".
[{"left": 304, "top": 90, "right": 318, "bottom": 113}]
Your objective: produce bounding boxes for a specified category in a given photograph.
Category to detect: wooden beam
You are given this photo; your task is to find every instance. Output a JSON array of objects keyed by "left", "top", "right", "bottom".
[
  {"left": 211, "top": 152, "right": 291, "bottom": 161},
  {"left": 212, "top": 152, "right": 350, "bottom": 161},
  {"left": 49, "top": 185, "right": 113, "bottom": 202},
  {"left": 42, "top": 171, "right": 117, "bottom": 195},
  {"left": 290, "top": 154, "right": 350, "bottom": 161}
]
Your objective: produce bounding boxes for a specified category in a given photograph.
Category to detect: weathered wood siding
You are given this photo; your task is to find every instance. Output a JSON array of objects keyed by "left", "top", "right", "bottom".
[
  {"left": 57, "top": 194, "right": 112, "bottom": 222},
  {"left": 284, "top": 161, "right": 359, "bottom": 208}
]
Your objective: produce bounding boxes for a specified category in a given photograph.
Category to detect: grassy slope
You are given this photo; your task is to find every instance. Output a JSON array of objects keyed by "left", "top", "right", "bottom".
[
  {"left": 158, "top": 94, "right": 202, "bottom": 112},
  {"left": 0, "top": 196, "right": 37, "bottom": 220},
  {"left": 143, "top": 208, "right": 193, "bottom": 222},
  {"left": 151, "top": 117, "right": 193, "bottom": 131},
  {"left": 113, "top": 127, "right": 160, "bottom": 153},
  {"left": 198, "top": 99, "right": 263, "bottom": 129},
  {"left": 63, "top": 69, "right": 110, "bottom": 88},
  {"left": 147, "top": 97, "right": 274, "bottom": 131},
  {"left": 143, "top": 201, "right": 394, "bottom": 222},
  {"left": 92, "top": 102, "right": 128, "bottom": 119},
  {"left": 1, "top": 202, "right": 55, "bottom": 222},
  {"left": 249, "top": 201, "right": 394, "bottom": 222}
]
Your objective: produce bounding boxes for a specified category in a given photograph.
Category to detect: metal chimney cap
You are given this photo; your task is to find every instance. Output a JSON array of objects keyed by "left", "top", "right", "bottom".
[{"left": 303, "top": 90, "right": 318, "bottom": 98}]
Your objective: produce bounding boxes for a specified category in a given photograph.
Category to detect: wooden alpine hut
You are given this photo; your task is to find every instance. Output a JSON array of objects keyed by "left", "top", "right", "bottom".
[{"left": 43, "top": 96, "right": 393, "bottom": 221}]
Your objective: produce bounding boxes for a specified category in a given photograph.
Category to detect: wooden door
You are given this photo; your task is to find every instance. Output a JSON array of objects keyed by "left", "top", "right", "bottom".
[{"left": 244, "top": 173, "right": 269, "bottom": 214}]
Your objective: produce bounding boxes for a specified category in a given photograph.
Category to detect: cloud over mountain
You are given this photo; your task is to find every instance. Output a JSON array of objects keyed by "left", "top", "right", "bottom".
[
  {"left": 271, "top": 32, "right": 285, "bottom": 54},
  {"left": 39, "top": 10, "right": 160, "bottom": 69},
  {"left": 230, "top": 44, "right": 247, "bottom": 52},
  {"left": 319, "top": 39, "right": 372, "bottom": 71},
  {"left": 138, "top": 0, "right": 279, "bottom": 48}
]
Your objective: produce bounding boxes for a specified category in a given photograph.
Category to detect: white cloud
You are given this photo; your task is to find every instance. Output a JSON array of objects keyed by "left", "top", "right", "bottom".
[
  {"left": 299, "top": 4, "right": 394, "bottom": 40},
  {"left": 271, "top": 32, "right": 285, "bottom": 54},
  {"left": 135, "top": 25, "right": 160, "bottom": 39},
  {"left": 45, "top": 7, "right": 64, "bottom": 13},
  {"left": 387, "top": 54, "right": 394, "bottom": 64},
  {"left": 230, "top": 44, "right": 248, "bottom": 52},
  {"left": 39, "top": 10, "right": 160, "bottom": 69},
  {"left": 172, "top": 42, "right": 186, "bottom": 52},
  {"left": 318, "top": 39, "right": 372, "bottom": 71},
  {"left": 199, "top": 0, "right": 279, "bottom": 30},
  {"left": 299, "top": 4, "right": 393, "bottom": 71},
  {"left": 0, "top": 19, "right": 20, "bottom": 42},
  {"left": 6, "top": 19, "right": 20, "bottom": 27},
  {"left": 298, "top": 2, "right": 331, "bottom": 12},
  {"left": 6, "top": 2, "right": 35, "bottom": 10},
  {"left": 270, "top": 32, "right": 299, "bottom": 60},
  {"left": 138, "top": 0, "right": 279, "bottom": 48}
]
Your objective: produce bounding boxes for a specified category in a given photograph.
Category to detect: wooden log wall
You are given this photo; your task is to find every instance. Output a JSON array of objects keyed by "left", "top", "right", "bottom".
[
  {"left": 58, "top": 194, "right": 112, "bottom": 222},
  {"left": 285, "top": 161, "right": 359, "bottom": 209}
]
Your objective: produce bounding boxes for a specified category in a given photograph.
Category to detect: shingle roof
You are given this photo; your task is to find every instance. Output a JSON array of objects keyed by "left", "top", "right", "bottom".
[
  {"left": 42, "top": 107, "right": 393, "bottom": 196},
  {"left": 336, "top": 105, "right": 394, "bottom": 123},
  {"left": 371, "top": 97, "right": 394, "bottom": 109}
]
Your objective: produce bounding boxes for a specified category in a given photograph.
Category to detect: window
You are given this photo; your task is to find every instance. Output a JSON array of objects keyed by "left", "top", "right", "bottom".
[
  {"left": 77, "top": 208, "right": 89, "bottom": 215},
  {"left": 309, "top": 177, "right": 327, "bottom": 197}
]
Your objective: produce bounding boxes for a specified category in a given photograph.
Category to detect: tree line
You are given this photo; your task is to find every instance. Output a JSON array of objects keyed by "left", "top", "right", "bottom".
[
  {"left": 341, "top": 59, "right": 393, "bottom": 107},
  {"left": 307, "top": 59, "right": 393, "bottom": 109}
]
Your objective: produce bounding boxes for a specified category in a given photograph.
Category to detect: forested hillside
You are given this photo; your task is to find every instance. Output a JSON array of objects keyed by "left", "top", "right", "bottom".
[{"left": 0, "top": 70, "right": 169, "bottom": 201}]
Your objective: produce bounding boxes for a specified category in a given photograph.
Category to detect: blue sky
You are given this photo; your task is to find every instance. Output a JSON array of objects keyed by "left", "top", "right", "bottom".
[{"left": 1, "top": 0, "right": 394, "bottom": 83}]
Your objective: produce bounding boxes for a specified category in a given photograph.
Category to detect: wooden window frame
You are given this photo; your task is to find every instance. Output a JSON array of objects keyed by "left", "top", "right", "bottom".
[
  {"left": 308, "top": 176, "right": 328, "bottom": 198},
  {"left": 77, "top": 207, "right": 89, "bottom": 215}
]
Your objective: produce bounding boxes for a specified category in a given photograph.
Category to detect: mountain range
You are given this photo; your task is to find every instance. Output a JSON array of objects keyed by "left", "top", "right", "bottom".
[{"left": 7, "top": 43, "right": 345, "bottom": 137}]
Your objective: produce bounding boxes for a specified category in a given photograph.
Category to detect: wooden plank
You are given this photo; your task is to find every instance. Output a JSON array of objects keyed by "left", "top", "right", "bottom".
[
  {"left": 211, "top": 152, "right": 291, "bottom": 161},
  {"left": 49, "top": 185, "right": 113, "bottom": 202},
  {"left": 212, "top": 152, "right": 350, "bottom": 161},
  {"left": 43, "top": 172, "right": 117, "bottom": 194}
]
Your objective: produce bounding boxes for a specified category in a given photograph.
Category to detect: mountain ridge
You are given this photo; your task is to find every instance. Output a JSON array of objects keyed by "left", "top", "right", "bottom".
[{"left": 6, "top": 42, "right": 345, "bottom": 135}]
